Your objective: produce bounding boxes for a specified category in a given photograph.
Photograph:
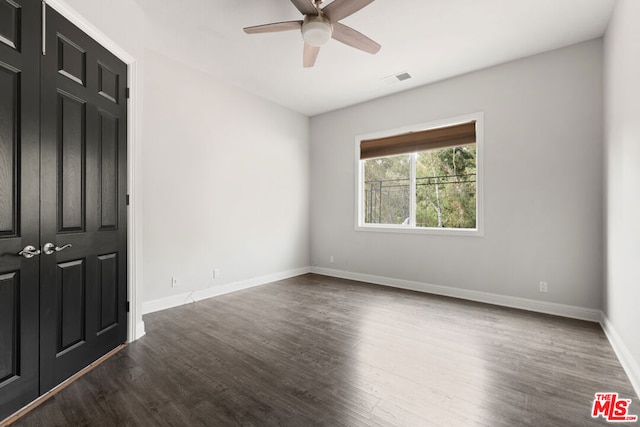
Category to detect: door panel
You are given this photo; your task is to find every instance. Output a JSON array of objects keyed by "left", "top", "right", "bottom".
[
  {"left": 0, "top": 272, "right": 19, "bottom": 382},
  {"left": 0, "top": 0, "right": 40, "bottom": 419},
  {"left": 57, "top": 35, "right": 86, "bottom": 85},
  {"left": 39, "top": 5, "right": 127, "bottom": 393},
  {"left": 57, "top": 259, "right": 86, "bottom": 354},
  {"left": 58, "top": 91, "right": 87, "bottom": 232},
  {"left": 98, "top": 111, "right": 119, "bottom": 230},
  {"left": 0, "top": 63, "right": 18, "bottom": 235},
  {"left": 98, "top": 253, "right": 118, "bottom": 332},
  {"left": 0, "top": 0, "right": 21, "bottom": 50},
  {"left": 98, "top": 63, "right": 119, "bottom": 104}
]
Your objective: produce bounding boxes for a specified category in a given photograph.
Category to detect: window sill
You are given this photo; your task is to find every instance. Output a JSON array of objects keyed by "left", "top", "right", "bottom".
[{"left": 355, "top": 224, "right": 483, "bottom": 237}]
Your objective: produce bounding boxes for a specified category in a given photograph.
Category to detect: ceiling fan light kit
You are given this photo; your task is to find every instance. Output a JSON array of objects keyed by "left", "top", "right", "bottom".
[
  {"left": 302, "top": 17, "right": 333, "bottom": 47},
  {"left": 243, "top": 0, "right": 380, "bottom": 68}
]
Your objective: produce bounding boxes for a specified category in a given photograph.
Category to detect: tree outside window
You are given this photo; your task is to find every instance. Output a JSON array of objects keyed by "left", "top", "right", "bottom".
[{"left": 358, "top": 114, "right": 482, "bottom": 233}]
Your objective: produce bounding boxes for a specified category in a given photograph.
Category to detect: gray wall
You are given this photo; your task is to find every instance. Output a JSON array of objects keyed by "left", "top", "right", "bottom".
[
  {"left": 141, "top": 49, "right": 310, "bottom": 302},
  {"left": 310, "top": 40, "right": 604, "bottom": 309},
  {"left": 604, "top": 0, "right": 640, "bottom": 393}
]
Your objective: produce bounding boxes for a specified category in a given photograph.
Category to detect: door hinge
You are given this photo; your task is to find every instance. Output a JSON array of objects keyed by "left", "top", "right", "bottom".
[
  {"left": 126, "top": 194, "right": 130, "bottom": 206},
  {"left": 126, "top": 301, "right": 130, "bottom": 313},
  {"left": 125, "top": 87, "right": 130, "bottom": 99}
]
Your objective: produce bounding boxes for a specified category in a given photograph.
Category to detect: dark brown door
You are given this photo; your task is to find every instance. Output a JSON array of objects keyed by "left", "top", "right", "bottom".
[
  {"left": 39, "top": 5, "right": 128, "bottom": 392},
  {"left": 0, "top": 0, "right": 41, "bottom": 418},
  {"left": 0, "top": 1, "right": 128, "bottom": 419}
]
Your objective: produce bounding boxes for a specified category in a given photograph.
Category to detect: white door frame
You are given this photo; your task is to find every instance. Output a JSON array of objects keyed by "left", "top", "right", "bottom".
[{"left": 44, "top": 0, "right": 145, "bottom": 341}]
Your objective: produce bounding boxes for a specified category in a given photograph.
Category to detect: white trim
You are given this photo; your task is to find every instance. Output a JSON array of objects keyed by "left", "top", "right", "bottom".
[
  {"left": 355, "top": 112, "right": 484, "bottom": 237},
  {"left": 126, "top": 63, "right": 145, "bottom": 341},
  {"left": 409, "top": 152, "right": 417, "bottom": 227},
  {"left": 142, "top": 268, "right": 311, "bottom": 315},
  {"left": 600, "top": 314, "right": 640, "bottom": 399},
  {"left": 310, "top": 267, "right": 601, "bottom": 322},
  {"left": 46, "top": 0, "right": 145, "bottom": 341},
  {"left": 355, "top": 224, "right": 481, "bottom": 237},
  {"left": 45, "top": 0, "right": 134, "bottom": 63}
]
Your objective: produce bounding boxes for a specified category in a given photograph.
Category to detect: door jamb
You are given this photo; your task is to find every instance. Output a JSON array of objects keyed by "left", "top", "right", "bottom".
[{"left": 43, "top": 0, "right": 145, "bottom": 341}]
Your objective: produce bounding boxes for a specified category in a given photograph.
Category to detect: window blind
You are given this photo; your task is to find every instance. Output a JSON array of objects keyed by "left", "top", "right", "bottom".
[{"left": 360, "top": 121, "right": 476, "bottom": 160}]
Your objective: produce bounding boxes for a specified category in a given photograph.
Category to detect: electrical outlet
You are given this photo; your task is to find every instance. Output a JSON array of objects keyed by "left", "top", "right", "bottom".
[
  {"left": 539, "top": 281, "right": 548, "bottom": 293},
  {"left": 172, "top": 277, "right": 178, "bottom": 287},
  {"left": 329, "top": 255, "right": 334, "bottom": 264},
  {"left": 213, "top": 269, "right": 220, "bottom": 279}
]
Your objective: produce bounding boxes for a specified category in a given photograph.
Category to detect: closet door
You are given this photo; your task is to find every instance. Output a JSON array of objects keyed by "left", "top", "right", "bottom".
[
  {"left": 39, "top": 6, "right": 128, "bottom": 392},
  {"left": 0, "top": 0, "right": 41, "bottom": 418}
]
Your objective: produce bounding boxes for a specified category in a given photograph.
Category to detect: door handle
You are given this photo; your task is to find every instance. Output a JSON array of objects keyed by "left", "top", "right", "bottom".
[
  {"left": 18, "top": 245, "right": 41, "bottom": 259},
  {"left": 43, "top": 243, "right": 72, "bottom": 255}
]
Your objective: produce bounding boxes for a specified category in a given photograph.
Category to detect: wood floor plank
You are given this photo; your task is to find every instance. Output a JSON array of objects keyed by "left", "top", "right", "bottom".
[{"left": 6, "top": 274, "right": 638, "bottom": 426}]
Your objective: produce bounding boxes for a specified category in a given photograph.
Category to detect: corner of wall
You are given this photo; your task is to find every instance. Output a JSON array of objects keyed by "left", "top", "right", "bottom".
[{"left": 600, "top": 313, "right": 640, "bottom": 398}]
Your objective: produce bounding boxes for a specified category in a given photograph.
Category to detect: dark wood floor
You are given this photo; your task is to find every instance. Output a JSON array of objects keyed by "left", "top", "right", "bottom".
[{"left": 8, "top": 274, "right": 638, "bottom": 426}]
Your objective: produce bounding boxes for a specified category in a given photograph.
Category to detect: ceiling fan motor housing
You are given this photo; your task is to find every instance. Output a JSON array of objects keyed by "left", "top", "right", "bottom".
[{"left": 302, "top": 15, "right": 333, "bottom": 46}]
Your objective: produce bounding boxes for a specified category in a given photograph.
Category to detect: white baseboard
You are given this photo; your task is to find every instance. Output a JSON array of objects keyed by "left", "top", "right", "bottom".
[
  {"left": 134, "top": 321, "right": 146, "bottom": 341},
  {"left": 142, "top": 267, "right": 311, "bottom": 314},
  {"left": 310, "top": 267, "right": 601, "bottom": 322},
  {"left": 600, "top": 313, "right": 640, "bottom": 399}
]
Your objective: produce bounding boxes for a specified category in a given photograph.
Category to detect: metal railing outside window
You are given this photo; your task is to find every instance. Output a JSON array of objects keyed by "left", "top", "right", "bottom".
[{"left": 364, "top": 173, "right": 476, "bottom": 227}]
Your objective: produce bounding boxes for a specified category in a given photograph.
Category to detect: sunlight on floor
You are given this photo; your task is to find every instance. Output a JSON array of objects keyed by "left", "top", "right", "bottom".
[{"left": 350, "top": 303, "right": 491, "bottom": 424}]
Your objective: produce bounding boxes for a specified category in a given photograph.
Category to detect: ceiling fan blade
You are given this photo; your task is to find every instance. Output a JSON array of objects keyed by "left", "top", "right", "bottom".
[
  {"left": 323, "top": 0, "right": 374, "bottom": 22},
  {"left": 244, "top": 20, "right": 303, "bottom": 34},
  {"left": 303, "top": 43, "right": 320, "bottom": 68},
  {"left": 290, "top": 0, "right": 318, "bottom": 16},
  {"left": 332, "top": 22, "right": 380, "bottom": 54}
]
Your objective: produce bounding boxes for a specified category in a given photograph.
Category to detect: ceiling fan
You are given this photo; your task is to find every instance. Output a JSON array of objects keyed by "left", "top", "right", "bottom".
[{"left": 243, "top": 0, "right": 381, "bottom": 68}]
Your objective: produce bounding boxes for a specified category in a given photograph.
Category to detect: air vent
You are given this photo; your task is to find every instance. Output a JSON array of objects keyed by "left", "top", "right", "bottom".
[{"left": 382, "top": 71, "right": 412, "bottom": 85}]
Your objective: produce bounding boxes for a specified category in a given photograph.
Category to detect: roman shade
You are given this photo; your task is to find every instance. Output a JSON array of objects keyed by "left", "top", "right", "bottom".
[{"left": 360, "top": 121, "right": 476, "bottom": 160}]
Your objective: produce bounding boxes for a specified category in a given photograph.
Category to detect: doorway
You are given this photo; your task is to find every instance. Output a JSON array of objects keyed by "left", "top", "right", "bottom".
[{"left": 0, "top": 0, "right": 128, "bottom": 419}]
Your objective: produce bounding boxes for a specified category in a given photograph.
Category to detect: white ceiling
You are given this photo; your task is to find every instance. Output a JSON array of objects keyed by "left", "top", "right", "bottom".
[{"left": 133, "top": 0, "right": 615, "bottom": 116}]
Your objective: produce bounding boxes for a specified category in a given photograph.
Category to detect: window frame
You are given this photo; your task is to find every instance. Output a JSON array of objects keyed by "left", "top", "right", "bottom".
[{"left": 355, "top": 112, "right": 484, "bottom": 236}]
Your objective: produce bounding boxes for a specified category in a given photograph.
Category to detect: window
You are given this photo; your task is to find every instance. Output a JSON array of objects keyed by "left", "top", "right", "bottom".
[{"left": 356, "top": 113, "right": 483, "bottom": 235}]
